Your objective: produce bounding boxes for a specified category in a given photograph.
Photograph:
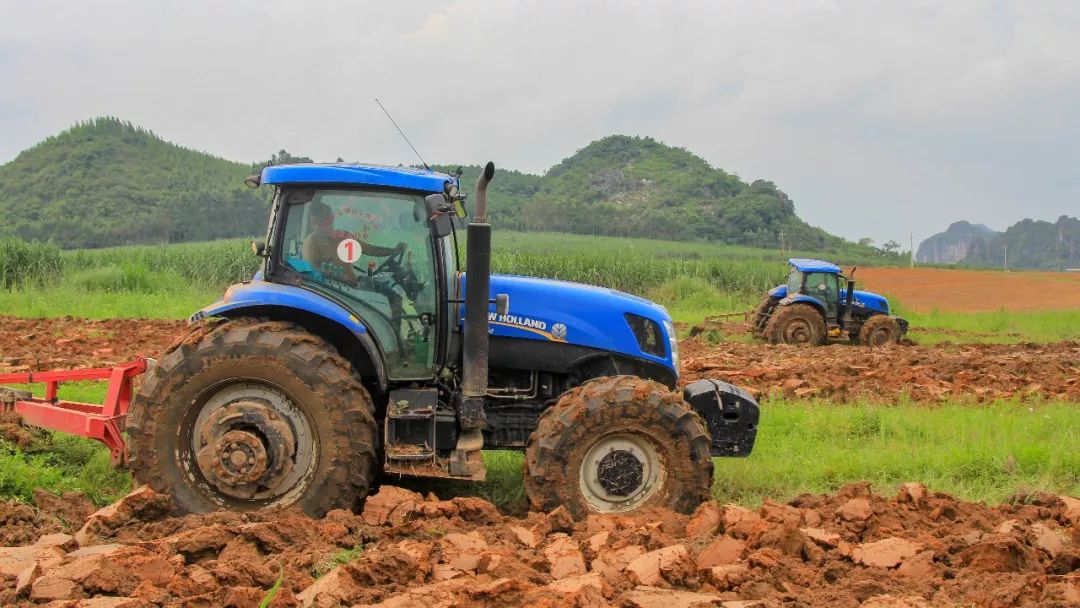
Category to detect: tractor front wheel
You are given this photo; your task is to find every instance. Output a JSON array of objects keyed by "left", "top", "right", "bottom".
[
  {"left": 859, "top": 315, "right": 901, "bottom": 347},
  {"left": 126, "top": 318, "right": 379, "bottom": 517},
  {"left": 765, "top": 303, "right": 826, "bottom": 346},
  {"left": 523, "top": 376, "right": 713, "bottom": 517}
]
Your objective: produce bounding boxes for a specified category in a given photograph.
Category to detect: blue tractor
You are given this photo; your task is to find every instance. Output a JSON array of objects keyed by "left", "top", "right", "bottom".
[
  {"left": 125, "top": 162, "right": 759, "bottom": 517},
  {"left": 751, "top": 258, "right": 908, "bottom": 346}
]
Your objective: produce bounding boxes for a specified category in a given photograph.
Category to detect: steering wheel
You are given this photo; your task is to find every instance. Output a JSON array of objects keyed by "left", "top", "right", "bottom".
[{"left": 372, "top": 247, "right": 406, "bottom": 277}]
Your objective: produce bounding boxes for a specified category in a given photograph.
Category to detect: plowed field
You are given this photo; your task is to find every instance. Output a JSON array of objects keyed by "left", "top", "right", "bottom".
[
  {"left": 3, "top": 316, "right": 1077, "bottom": 404},
  {"left": 856, "top": 267, "right": 1080, "bottom": 313},
  {"left": 0, "top": 483, "right": 1076, "bottom": 607}
]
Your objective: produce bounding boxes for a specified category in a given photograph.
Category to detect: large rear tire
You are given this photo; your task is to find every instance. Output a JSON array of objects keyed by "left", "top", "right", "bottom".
[
  {"left": 126, "top": 318, "right": 378, "bottom": 517},
  {"left": 858, "top": 315, "right": 901, "bottom": 347},
  {"left": 751, "top": 296, "right": 779, "bottom": 337},
  {"left": 765, "top": 303, "right": 826, "bottom": 346},
  {"left": 523, "top": 376, "right": 713, "bottom": 517}
]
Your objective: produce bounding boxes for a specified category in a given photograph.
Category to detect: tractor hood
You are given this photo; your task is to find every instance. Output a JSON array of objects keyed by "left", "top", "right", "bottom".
[
  {"left": 768, "top": 285, "right": 890, "bottom": 314},
  {"left": 460, "top": 273, "right": 677, "bottom": 372}
]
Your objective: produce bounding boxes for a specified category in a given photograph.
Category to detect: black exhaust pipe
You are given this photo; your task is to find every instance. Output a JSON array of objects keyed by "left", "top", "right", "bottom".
[
  {"left": 843, "top": 267, "right": 857, "bottom": 329},
  {"left": 460, "top": 162, "right": 495, "bottom": 430}
]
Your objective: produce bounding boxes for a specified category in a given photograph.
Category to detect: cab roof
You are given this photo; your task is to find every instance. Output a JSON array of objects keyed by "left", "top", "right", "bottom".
[
  {"left": 260, "top": 163, "right": 454, "bottom": 193},
  {"left": 788, "top": 258, "right": 841, "bottom": 274}
]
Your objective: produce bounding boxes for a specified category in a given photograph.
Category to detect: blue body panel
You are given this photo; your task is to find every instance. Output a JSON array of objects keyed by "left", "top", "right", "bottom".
[
  {"left": 261, "top": 163, "right": 453, "bottom": 193},
  {"left": 770, "top": 284, "right": 890, "bottom": 315},
  {"left": 463, "top": 273, "right": 677, "bottom": 374},
  {"left": 788, "top": 257, "right": 841, "bottom": 274},
  {"left": 192, "top": 274, "right": 678, "bottom": 377},
  {"left": 190, "top": 280, "right": 369, "bottom": 336}
]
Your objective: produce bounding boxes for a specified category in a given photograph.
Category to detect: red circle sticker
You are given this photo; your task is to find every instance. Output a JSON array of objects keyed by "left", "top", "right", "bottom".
[{"left": 337, "top": 239, "right": 362, "bottom": 263}]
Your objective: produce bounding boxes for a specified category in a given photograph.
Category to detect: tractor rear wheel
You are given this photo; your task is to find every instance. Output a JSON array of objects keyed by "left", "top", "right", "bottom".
[
  {"left": 859, "top": 315, "right": 901, "bottom": 347},
  {"left": 126, "top": 318, "right": 378, "bottom": 517},
  {"left": 523, "top": 376, "right": 713, "bottom": 517},
  {"left": 750, "top": 296, "right": 778, "bottom": 337},
  {"left": 765, "top": 303, "right": 826, "bottom": 346}
]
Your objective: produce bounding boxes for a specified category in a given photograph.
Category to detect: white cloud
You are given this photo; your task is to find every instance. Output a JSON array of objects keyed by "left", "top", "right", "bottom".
[{"left": 1, "top": 0, "right": 1078, "bottom": 245}]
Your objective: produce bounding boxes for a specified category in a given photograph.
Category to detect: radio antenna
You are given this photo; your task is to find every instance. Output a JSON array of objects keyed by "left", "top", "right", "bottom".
[{"left": 374, "top": 97, "right": 430, "bottom": 171}]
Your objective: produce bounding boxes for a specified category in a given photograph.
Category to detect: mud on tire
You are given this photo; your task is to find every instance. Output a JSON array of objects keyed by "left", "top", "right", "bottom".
[
  {"left": 751, "top": 296, "right": 779, "bottom": 337},
  {"left": 126, "top": 317, "right": 378, "bottom": 517},
  {"left": 765, "top": 303, "right": 826, "bottom": 346},
  {"left": 859, "top": 314, "right": 901, "bottom": 347},
  {"left": 523, "top": 376, "right": 713, "bottom": 517}
]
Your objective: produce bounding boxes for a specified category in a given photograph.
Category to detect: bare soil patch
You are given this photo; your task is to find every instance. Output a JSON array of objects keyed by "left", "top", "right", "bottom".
[
  {"left": 681, "top": 338, "right": 1080, "bottom": 403},
  {"left": 0, "top": 316, "right": 185, "bottom": 373},
  {"left": 856, "top": 267, "right": 1080, "bottom": 313},
  {"left": 0, "top": 484, "right": 1075, "bottom": 607},
  {"left": 3, "top": 316, "right": 1078, "bottom": 404}
]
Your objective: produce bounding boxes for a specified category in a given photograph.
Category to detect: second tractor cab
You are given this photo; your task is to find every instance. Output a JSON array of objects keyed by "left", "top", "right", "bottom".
[{"left": 751, "top": 258, "right": 908, "bottom": 346}]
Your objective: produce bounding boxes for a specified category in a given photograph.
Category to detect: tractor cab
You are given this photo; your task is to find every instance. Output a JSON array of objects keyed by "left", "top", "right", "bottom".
[{"left": 754, "top": 258, "right": 907, "bottom": 346}]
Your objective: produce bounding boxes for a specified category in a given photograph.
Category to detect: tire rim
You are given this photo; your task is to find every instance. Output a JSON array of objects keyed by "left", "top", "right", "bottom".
[
  {"left": 579, "top": 433, "right": 664, "bottom": 513},
  {"left": 186, "top": 382, "right": 317, "bottom": 507},
  {"left": 782, "top": 318, "right": 813, "bottom": 344},
  {"left": 869, "top": 327, "right": 892, "bottom": 346}
]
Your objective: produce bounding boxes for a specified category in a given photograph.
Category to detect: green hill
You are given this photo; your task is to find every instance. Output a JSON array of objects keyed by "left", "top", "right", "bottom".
[
  {"left": 519, "top": 135, "right": 851, "bottom": 251},
  {"left": 1, "top": 120, "right": 885, "bottom": 258},
  {"left": 961, "top": 215, "right": 1080, "bottom": 270},
  {"left": 0, "top": 118, "right": 269, "bottom": 248}
]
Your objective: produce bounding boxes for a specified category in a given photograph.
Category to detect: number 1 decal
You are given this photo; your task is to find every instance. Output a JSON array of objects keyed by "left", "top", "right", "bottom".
[{"left": 337, "top": 239, "right": 362, "bottom": 263}]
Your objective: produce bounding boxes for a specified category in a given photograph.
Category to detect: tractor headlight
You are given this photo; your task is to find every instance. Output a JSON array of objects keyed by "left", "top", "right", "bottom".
[{"left": 663, "top": 319, "right": 679, "bottom": 375}]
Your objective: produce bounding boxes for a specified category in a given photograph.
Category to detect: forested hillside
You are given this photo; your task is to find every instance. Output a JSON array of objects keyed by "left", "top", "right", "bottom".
[
  {"left": 916, "top": 221, "right": 999, "bottom": 264},
  {"left": 962, "top": 215, "right": 1080, "bottom": 270},
  {"left": 520, "top": 136, "right": 836, "bottom": 249},
  {"left": 1, "top": 119, "right": 886, "bottom": 257},
  {"left": 0, "top": 118, "right": 269, "bottom": 248}
]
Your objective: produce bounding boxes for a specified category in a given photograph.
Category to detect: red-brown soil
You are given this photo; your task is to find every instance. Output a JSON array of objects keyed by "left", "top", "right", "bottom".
[
  {"left": 855, "top": 267, "right": 1080, "bottom": 313},
  {"left": 680, "top": 338, "right": 1080, "bottom": 403},
  {"left": 0, "top": 316, "right": 185, "bottom": 374},
  {"left": 0, "top": 484, "right": 1075, "bottom": 607},
  {"left": 3, "top": 316, "right": 1078, "bottom": 404}
]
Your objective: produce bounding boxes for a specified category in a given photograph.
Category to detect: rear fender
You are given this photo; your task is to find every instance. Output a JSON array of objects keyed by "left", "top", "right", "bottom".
[
  {"left": 191, "top": 282, "right": 387, "bottom": 389},
  {"left": 682, "top": 379, "right": 759, "bottom": 457},
  {"left": 779, "top": 293, "right": 826, "bottom": 315}
]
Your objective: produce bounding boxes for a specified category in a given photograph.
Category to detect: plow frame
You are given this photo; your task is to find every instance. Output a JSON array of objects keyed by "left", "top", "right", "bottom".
[{"left": 0, "top": 359, "right": 147, "bottom": 466}]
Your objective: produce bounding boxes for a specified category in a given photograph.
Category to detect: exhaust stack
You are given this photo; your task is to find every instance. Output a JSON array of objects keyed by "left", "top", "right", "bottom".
[{"left": 460, "top": 162, "right": 495, "bottom": 430}]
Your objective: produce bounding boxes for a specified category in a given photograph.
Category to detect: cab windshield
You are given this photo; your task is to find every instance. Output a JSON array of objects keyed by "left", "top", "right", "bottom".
[{"left": 277, "top": 188, "right": 438, "bottom": 379}]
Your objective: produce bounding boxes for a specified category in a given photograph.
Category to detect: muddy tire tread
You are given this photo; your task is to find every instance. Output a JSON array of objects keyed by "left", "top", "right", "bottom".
[
  {"left": 858, "top": 314, "right": 901, "bottom": 347},
  {"left": 765, "top": 303, "right": 827, "bottom": 345},
  {"left": 751, "top": 295, "right": 778, "bottom": 337},
  {"left": 126, "top": 317, "right": 378, "bottom": 516},
  {"left": 523, "top": 375, "right": 713, "bottom": 517}
]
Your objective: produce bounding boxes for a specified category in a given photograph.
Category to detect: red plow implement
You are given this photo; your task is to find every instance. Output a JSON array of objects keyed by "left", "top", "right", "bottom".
[{"left": 0, "top": 359, "right": 147, "bottom": 466}]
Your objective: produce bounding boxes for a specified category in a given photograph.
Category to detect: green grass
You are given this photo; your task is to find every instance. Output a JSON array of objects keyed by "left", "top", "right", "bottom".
[
  {"left": 895, "top": 305, "right": 1080, "bottom": 344},
  {"left": 0, "top": 381, "right": 132, "bottom": 505},
  {"left": 3, "top": 233, "right": 1078, "bottom": 343},
  {"left": 0, "top": 283, "right": 218, "bottom": 319},
  {"left": 3, "top": 385, "right": 1075, "bottom": 510}
]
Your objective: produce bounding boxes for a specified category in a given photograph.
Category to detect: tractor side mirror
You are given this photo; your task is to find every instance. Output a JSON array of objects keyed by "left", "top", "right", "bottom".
[{"left": 424, "top": 193, "right": 454, "bottom": 238}]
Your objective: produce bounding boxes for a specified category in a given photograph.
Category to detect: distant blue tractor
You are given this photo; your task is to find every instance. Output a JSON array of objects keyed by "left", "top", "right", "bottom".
[
  {"left": 752, "top": 258, "right": 908, "bottom": 346},
  {"left": 125, "top": 162, "right": 759, "bottom": 518}
]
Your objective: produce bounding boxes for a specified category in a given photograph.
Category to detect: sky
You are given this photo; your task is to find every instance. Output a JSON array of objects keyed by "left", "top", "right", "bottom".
[{"left": 2, "top": 0, "right": 1079, "bottom": 247}]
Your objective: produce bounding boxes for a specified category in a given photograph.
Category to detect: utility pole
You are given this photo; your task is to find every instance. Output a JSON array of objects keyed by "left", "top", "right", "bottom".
[
  {"left": 910, "top": 233, "right": 914, "bottom": 268},
  {"left": 778, "top": 228, "right": 786, "bottom": 252},
  {"left": 1003, "top": 242, "right": 1008, "bottom": 272}
]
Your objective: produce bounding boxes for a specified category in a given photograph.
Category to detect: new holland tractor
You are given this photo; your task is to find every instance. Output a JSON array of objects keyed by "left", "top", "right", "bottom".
[
  {"left": 751, "top": 258, "right": 908, "bottom": 346},
  {"left": 115, "top": 162, "right": 760, "bottom": 518}
]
